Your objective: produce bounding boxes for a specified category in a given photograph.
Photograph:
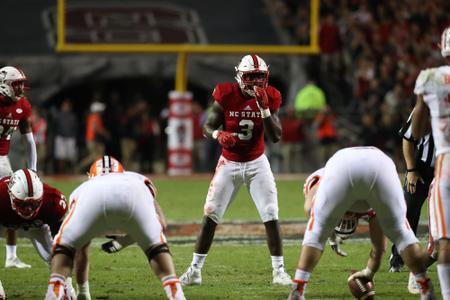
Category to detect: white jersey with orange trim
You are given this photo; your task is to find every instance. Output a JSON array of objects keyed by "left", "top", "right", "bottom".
[
  {"left": 414, "top": 66, "right": 450, "bottom": 155},
  {"left": 303, "top": 168, "right": 324, "bottom": 196},
  {"left": 56, "top": 172, "right": 164, "bottom": 250},
  {"left": 302, "top": 147, "right": 417, "bottom": 251},
  {"left": 428, "top": 156, "right": 450, "bottom": 240}
]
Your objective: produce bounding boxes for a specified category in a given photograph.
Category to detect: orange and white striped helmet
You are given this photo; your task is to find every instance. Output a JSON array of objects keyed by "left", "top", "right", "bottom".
[{"left": 88, "top": 156, "right": 124, "bottom": 178}]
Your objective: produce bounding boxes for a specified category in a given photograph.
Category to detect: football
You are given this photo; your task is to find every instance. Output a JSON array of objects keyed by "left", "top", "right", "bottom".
[{"left": 348, "top": 271, "right": 375, "bottom": 299}]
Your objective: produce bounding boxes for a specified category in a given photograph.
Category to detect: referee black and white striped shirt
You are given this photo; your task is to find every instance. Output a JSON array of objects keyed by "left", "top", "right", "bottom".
[{"left": 399, "top": 112, "right": 435, "bottom": 169}]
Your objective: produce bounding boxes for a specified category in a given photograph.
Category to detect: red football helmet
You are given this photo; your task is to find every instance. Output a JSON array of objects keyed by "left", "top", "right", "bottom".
[
  {"left": 8, "top": 169, "right": 44, "bottom": 220},
  {"left": 235, "top": 54, "right": 269, "bottom": 97},
  {"left": 89, "top": 155, "right": 124, "bottom": 178},
  {"left": 0, "top": 66, "right": 28, "bottom": 101}
]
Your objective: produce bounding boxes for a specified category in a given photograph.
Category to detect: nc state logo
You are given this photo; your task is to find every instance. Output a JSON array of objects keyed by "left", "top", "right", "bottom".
[{"left": 16, "top": 108, "right": 22, "bottom": 114}]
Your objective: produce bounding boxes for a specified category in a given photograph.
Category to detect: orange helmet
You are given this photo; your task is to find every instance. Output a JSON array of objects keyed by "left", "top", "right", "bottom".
[{"left": 88, "top": 156, "right": 124, "bottom": 178}]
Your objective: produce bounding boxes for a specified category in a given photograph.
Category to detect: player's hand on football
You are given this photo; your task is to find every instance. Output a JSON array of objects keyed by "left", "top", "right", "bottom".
[
  {"left": 0, "top": 84, "right": 13, "bottom": 99},
  {"left": 215, "top": 131, "right": 237, "bottom": 148},
  {"left": 406, "top": 170, "right": 424, "bottom": 194},
  {"left": 348, "top": 267, "right": 374, "bottom": 282},
  {"left": 253, "top": 86, "right": 269, "bottom": 110}
]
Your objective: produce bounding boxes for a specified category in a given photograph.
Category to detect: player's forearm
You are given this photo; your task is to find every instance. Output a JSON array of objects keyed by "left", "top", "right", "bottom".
[
  {"left": 366, "top": 248, "right": 383, "bottom": 274},
  {"left": 402, "top": 139, "right": 417, "bottom": 169},
  {"left": 22, "top": 132, "right": 37, "bottom": 171},
  {"left": 411, "top": 95, "right": 428, "bottom": 141},
  {"left": 203, "top": 124, "right": 217, "bottom": 140},
  {"left": 262, "top": 116, "right": 282, "bottom": 143}
]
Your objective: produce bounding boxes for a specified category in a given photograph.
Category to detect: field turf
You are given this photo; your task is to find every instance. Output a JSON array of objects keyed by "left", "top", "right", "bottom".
[
  {"left": 0, "top": 176, "right": 437, "bottom": 299},
  {"left": 0, "top": 240, "right": 441, "bottom": 299}
]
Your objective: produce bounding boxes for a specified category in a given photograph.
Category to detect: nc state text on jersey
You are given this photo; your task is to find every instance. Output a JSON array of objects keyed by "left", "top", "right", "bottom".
[
  {"left": 0, "top": 118, "right": 19, "bottom": 126},
  {"left": 229, "top": 111, "right": 261, "bottom": 118}
]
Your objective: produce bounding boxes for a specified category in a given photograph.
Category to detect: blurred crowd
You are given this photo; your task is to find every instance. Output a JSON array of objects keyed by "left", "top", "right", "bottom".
[
  {"left": 269, "top": 0, "right": 450, "bottom": 170},
  {"left": 22, "top": 0, "right": 450, "bottom": 175},
  {"left": 29, "top": 92, "right": 224, "bottom": 175}
]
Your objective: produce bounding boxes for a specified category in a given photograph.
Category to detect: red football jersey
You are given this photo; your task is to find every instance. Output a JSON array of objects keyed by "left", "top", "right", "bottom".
[
  {"left": 0, "top": 177, "right": 67, "bottom": 228},
  {"left": 0, "top": 96, "right": 32, "bottom": 155},
  {"left": 212, "top": 82, "right": 282, "bottom": 162}
]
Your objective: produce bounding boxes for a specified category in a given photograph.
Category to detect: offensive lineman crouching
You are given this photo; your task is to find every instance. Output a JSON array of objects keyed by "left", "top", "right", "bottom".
[
  {"left": 45, "top": 156, "right": 185, "bottom": 300},
  {"left": 288, "top": 147, "right": 435, "bottom": 300}
]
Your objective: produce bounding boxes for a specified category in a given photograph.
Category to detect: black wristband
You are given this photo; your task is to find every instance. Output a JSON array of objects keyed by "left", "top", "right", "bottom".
[{"left": 406, "top": 168, "right": 418, "bottom": 173}]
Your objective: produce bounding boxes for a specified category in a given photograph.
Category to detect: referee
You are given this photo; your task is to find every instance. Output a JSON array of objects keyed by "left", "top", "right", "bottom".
[{"left": 389, "top": 110, "right": 435, "bottom": 273}]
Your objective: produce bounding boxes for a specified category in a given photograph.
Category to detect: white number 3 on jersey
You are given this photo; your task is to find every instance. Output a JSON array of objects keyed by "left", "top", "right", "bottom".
[{"left": 238, "top": 119, "right": 254, "bottom": 140}]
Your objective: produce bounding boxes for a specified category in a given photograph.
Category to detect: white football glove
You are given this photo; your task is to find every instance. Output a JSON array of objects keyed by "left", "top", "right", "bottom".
[
  {"left": 0, "top": 84, "right": 13, "bottom": 99},
  {"left": 328, "top": 232, "right": 348, "bottom": 257}
]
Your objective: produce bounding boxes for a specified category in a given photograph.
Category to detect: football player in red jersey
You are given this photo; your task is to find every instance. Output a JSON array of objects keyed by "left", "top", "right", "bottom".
[
  {"left": 0, "top": 66, "right": 38, "bottom": 269},
  {"left": 180, "top": 54, "right": 291, "bottom": 286},
  {"left": 0, "top": 169, "right": 74, "bottom": 297}
]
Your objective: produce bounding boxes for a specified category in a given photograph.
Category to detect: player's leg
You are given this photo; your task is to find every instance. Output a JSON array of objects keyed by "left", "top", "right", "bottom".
[
  {"left": 431, "top": 154, "right": 450, "bottom": 299},
  {"left": 181, "top": 157, "right": 242, "bottom": 285},
  {"left": 4, "top": 228, "right": 31, "bottom": 268},
  {"left": 128, "top": 188, "right": 185, "bottom": 300},
  {"left": 289, "top": 158, "right": 352, "bottom": 299},
  {"left": 148, "top": 247, "right": 185, "bottom": 300},
  {"left": 436, "top": 239, "right": 450, "bottom": 299},
  {"left": 74, "top": 242, "right": 91, "bottom": 300},
  {"left": 390, "top": 173, "right": 432, "bottom": 272},
  {"left": 246, "top": 154, "right": 291, "bottom": 285},
  {"left": 370, "top": 157, "right": 435, "bottom": 299},
  {"left": 46, "top": 195, "right": 102, "bottom": 300},
  {"left": 0, "top": 156, "right": 29, "bottom": 269}
]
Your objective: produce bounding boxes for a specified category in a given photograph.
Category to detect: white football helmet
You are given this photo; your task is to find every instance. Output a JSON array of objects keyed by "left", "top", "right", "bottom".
[
  {"left": 8, "top": 169, "right": 44, "bottom": 220},
  {"left": 0, "top": 66, "right": 27, "bottom": 101},
  {"left": 334, "top": 212, "right": 359, "bottom": 239},
  {"left": 441, "top": 26, "right": 450, "bottom": 57},
  {"left": 235, "top": 54, "right": 269, "bottom": 97},
  {"left": 89, "top": 155, "right": 124, "bottom": 178}
]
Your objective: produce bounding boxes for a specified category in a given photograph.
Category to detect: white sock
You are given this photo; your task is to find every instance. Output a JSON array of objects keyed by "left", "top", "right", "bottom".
[
  {"left": 293, "top": 269, "right": 310, "bottom": 296},
  {"left": 192, "top": 253, "right": 207, "bottom": 269},
  {"left": 294, "top": 269, "right": 311, "bottom": 282},
  {"left": 162, "top": 275, "right": 184, "bottom": 299},
  {"left": 437, "top": 263, "right": 450, "bottom": 299},
  {"left": 413, "top": 272, "right": 432, "bottom": 295},
  {"left": 47, "top": 273, "right": 66, "bottom": 297},
  {"left": 78, "top": 281, "right": 90, "bottom": 295},
  {"left": 271, "top": 256, "right": 285, "bottom": 270},
  {"left": 6, "top": 245, "right": 17, "bottom": 260}
]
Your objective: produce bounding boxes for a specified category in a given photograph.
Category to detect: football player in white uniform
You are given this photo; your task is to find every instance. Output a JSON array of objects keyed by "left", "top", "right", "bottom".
[
  {"left": 45, "top": 156, "right": 185, "bottom": 300},
  {"left": 411, "top": 26, "right": 450, "bottom": 300},
  {"left": 287, "top": 147, "right": 435, "bottom": 300}
]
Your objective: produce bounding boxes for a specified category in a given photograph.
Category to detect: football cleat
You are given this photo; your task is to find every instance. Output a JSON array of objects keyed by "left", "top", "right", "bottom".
[
  {"left": 179, "top": 266, "right": 202, "bottom": 286},
  {"left": 0, "top": 279, "right": 5, "bottom": 300},
  {"left": 65, "top": 277, "right": 77, "bottom": 300},
  {"left": 287, "top": 280, "right": 307, "bottom": 300},
  {"left": 408, "top": 272, "right": 420, "bottom": 295},
  {"left": 416, "top": 277, "right": 436, "bottom": 300},
  {"left": 5, "top": 257, "right": 31, "bottom": 269},
  {"left": 388, "top": 253, "right": 404, "bottom": 272},
  {"left": 273, "top": 268, "right": 293, "bottom": 286}
]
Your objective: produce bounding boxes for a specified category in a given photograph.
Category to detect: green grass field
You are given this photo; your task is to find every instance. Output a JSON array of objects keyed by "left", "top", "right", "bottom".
[
  {"left": 0, "top": 176, "right": 437, "bottom": 299},
  {"left": 0, "top": 240, "right": 441, "bottom": 299}
]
